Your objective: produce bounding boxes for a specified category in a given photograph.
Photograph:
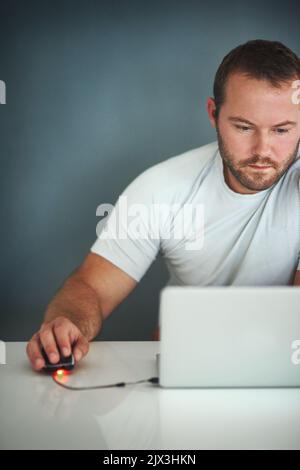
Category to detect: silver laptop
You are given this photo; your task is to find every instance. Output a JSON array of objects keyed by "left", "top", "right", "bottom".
[{"left": 157, "top": 286, "right": 300, "bottom": 388}]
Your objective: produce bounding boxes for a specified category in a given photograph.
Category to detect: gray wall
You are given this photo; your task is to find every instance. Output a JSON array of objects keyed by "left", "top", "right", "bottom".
[{"left": 1, "top": 0, "right": 299, "bottom": 340}]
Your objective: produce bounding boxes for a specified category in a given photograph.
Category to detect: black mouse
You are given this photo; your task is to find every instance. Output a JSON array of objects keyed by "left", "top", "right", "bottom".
[{"left": 41, "top": 347, "right": 75, "bottom": 372}]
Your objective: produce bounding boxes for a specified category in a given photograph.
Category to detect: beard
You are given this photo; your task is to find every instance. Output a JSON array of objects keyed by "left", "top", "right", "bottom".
[{"left": 216, "top": 126, "right": 300, "bottom": 192}]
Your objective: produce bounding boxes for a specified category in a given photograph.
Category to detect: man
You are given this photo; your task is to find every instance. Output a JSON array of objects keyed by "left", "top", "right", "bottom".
[{"left": 27, "top": 39, "right": 300, "bottom": 370}]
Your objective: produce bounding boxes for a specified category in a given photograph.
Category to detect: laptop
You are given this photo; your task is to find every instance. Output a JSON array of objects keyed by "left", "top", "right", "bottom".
[{"left": 156, "top": 286, "right": 300, "bottom": 388}]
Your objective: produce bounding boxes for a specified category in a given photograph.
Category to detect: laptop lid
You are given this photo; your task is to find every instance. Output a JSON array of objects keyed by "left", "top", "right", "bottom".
[{"left": 158, "top": 286, "right": 300, "bottom": 388}]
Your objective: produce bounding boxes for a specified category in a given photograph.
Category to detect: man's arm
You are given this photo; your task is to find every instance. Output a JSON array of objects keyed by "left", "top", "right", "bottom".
[
  {"left": 26, "top": 252, "right": 137, "bottom": 370},
  {"left": 293, "top": 270, "right": 300, "bottom": 285}
]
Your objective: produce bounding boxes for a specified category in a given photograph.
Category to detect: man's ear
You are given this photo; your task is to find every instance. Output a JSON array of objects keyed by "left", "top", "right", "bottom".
[{"left": 207, "top": 97, "right": 217, "bottom": 128}]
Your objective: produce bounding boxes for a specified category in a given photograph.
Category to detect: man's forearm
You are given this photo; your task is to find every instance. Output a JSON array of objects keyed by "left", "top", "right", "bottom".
[{"left": 44, "top": 275, "right": 103, "bottom": 341}]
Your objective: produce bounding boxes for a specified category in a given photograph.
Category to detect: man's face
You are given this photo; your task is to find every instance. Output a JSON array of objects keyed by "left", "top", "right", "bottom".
[{"left": 207, "top": 73, "right": 300, "bottom": 194}]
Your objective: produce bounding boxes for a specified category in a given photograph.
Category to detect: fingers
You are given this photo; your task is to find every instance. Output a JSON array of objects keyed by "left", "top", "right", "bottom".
[
  {"left": 72, "top": 334, "right": 89, "bottom": 363},
  {"left": 53, "top": 322, "right": 73, "bottom": 357},
  {"left": 27, "top": 316, "right": 90, "bottom": 372},
  {"left": 26, "top": 333, "right": 45, "bottom": 371},
  {"left": 39, "top": 324, "right": 60, "bottom": 364}
]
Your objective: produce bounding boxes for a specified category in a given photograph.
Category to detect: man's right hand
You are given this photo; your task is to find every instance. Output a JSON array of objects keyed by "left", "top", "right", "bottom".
[{"left": 26, "top": 316, "right": 90, "bottom": 371}]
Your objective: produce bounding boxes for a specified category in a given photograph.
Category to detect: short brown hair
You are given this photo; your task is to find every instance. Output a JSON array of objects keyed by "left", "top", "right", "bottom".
[{"left": 213, "top": 39, "right": 300, "bottom": 119}]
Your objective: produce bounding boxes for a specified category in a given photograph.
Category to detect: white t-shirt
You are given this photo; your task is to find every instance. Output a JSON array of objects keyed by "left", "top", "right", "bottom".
[{"left": 90, "top": 141, "right": 300, "bottom": 286}]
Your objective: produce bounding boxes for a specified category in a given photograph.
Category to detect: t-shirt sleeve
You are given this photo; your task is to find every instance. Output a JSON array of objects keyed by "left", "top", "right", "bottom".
[{"left": 90, "top": 169, "right": 162, "bottom": 282}]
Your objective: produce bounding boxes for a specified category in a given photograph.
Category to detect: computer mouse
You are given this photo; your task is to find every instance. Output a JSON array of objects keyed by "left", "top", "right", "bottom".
[{"left": 41, "top": 347, "right": 75, "bottom": 373}]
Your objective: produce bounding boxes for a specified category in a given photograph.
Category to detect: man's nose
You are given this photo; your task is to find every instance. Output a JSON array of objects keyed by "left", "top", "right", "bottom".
[{"left": 253, "top": 132, "right": 272, "bottom": 158}]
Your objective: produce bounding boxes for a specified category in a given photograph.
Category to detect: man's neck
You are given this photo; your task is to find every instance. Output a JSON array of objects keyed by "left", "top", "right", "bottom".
[{"left": 223, "top": 164, "right": 259, "bottom": 195}]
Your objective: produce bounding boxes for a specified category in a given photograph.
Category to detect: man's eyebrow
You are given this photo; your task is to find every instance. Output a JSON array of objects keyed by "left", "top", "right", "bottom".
[{"left": 228, "top": 116, "right": 297, "bottom": 127}]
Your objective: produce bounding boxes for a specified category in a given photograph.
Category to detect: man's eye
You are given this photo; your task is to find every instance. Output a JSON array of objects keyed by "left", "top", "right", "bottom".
[
  {"left": 275, "top": 128, "right": 289, "bottom": 134},
  {"left": 235, "top": 125, "right": 251, "bottom": 131}
]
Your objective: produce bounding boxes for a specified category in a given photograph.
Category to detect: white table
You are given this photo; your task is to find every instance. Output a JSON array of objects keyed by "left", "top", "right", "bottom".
[{"left": 1, "top": 342, "right": 300, "bottom": 450}]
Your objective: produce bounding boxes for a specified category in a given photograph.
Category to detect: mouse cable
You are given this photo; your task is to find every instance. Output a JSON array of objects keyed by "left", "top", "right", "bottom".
[{"left": 52, "top": 374, "right": 159, "bottom": 390}]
